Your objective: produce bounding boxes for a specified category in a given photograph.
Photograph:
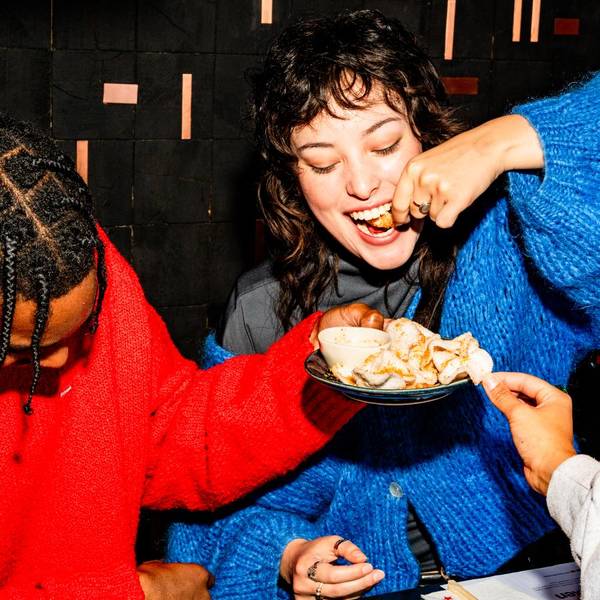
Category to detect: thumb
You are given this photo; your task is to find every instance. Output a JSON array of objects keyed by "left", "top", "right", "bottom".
[
  {"left": 359, "top": 309, "right": 385, "bottom": 330},
  {"left": 482, "top": 374, "right": 521, "bottom": 419}
]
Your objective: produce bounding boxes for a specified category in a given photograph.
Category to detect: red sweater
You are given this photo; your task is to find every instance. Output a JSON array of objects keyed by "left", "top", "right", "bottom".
[{"left": 0, "top": 232, "right": 360, "bottom": 598}]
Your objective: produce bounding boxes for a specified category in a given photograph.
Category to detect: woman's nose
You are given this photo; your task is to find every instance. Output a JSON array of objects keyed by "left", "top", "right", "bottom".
[
  {"left": 40, "top": 345, "right": 69, "bottom": 369},
  {"left": 345, "top": 161, "right": 380, "bottom": 200}
]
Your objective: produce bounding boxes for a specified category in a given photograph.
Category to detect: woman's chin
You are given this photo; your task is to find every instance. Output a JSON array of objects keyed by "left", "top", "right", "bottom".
[{"left": 352, "top": 230, "right": 419, "bottom": 271}]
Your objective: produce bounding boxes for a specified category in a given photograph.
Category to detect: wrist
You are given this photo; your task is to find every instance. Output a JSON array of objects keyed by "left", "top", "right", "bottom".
[
  {"left": 487, "top": 115, "right": 544, "bottom": 173},
  {"left": 537, "top": 448, "right": 577, "bottom": 495},
  {"left": 280, "top": 538, "right": 308, "bottom": 583}
]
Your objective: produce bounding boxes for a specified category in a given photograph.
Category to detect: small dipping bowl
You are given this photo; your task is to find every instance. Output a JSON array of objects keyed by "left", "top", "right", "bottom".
[{"left": 317, "top": 327, "right": 391, "bottom": 373}]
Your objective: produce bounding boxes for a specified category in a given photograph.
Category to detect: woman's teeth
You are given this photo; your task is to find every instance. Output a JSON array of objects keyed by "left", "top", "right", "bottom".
[
  {"left": 349, "top": 202, "right": 394, "bottom": 236},
  {"left": 350, "top": 202, "right": 392, "bottom": 222}
]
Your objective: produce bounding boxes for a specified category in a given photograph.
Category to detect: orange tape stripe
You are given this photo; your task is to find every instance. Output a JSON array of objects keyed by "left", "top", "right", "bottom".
[
  {"left": 76, "top": 141, "right": 88, "bottom": 184},
  {"left": 444, "top": 0, "right": 456, "bottom": 60},
  {"left": 530, "top": 0, "right": 541, "bottom": 42},
  {"left": 512, "top": 0, "right": 523, "bottom": 41},
  {"left": 261, "top": 0, "right": 272, "bottom": 24},
  {"left": 103, "top": 83, "right": 138, "bottom": 104},
  {"left": 181, "top": 73, "right": 192, "bottom": 140}
]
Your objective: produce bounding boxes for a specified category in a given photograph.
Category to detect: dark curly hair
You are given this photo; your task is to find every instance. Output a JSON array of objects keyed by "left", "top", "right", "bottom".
[
  {"left": 252, "top": 9, "right": 464, "bottom": 331},
  {"left": 0, "top": 113, "right": 107, "bottom": 414}
]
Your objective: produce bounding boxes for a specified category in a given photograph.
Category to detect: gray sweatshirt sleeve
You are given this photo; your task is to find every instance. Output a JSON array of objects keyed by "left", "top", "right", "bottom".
[{"left": 547, "top": 454, "right": 600, "bottom": 600}]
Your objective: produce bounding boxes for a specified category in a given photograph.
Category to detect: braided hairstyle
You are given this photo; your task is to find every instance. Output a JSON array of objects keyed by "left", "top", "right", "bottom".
[{"left": 0, "top": 113, "right": 107, "bottom": 414}]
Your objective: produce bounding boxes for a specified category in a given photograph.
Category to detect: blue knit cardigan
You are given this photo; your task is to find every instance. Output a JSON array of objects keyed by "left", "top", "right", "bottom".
[{"left": 167, "top": 75, "right": 600, "bottom": 598}]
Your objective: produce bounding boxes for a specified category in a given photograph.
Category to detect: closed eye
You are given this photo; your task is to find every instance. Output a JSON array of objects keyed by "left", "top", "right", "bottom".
[
  {"left": 373, "top": 140, "right": 400, "bottom": 156},
  {"left": 309, "top": 163, "right": 338, "bottom": 175}
]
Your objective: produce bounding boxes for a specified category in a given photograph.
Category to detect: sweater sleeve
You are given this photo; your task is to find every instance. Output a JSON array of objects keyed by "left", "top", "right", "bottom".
[
  {"left": 547, "top": 454, "right": 600, "bottom": 600},
  {"left": 140, "top": 308, "right": 361, "bottom": 511},
  {"left": 167, "top": 454, "right": 342, "bottom": 600},
  {"left": 508, "top": 73, "right": 600, "bottom": 330}
]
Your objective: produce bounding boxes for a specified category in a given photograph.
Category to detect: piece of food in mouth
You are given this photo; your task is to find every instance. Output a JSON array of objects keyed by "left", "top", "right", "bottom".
[
  {"left": 367, "top": 211, "right": 394, "bottom": 229},
  {"left": 330, "top": 317, "right": 494, "bottom": 390},
  {"left": 350, "top": 202, "right": 394, "bottom": 235}
]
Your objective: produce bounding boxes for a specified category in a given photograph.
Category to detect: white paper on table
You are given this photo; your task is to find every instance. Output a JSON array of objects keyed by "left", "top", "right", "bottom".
[{"left": 421, "top": 562, "right": 580, "bottom": 600}]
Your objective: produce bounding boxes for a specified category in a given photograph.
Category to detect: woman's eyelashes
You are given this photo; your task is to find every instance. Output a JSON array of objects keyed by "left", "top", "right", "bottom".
[
  {"left": 373, "top": 139, "right": 400, "bottom": 156},
  {"left": 306, "top": 139, "right": 402, "bottom": 174}
]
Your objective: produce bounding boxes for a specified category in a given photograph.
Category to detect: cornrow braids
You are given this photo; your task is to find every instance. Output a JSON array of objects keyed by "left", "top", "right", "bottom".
[
  {"left": 0, "top": 112, "right": 108, "bottom": 414},
  {"left": 23, "top": 272, "right": 50, "bottom": 415}
]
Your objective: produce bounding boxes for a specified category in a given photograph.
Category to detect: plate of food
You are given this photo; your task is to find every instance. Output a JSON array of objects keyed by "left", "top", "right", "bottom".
[{"left": 304, "top": 318, "right": 493, "bottom": 406}]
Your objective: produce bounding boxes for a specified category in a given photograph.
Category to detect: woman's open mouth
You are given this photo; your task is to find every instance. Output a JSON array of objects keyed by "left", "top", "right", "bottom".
[{"left": 349, "top": 202, "right": 394, "bottom": 237}]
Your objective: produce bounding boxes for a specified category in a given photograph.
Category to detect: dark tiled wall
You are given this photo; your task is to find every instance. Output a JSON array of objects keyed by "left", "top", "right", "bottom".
[{"left": 1, "top": 1, "right": 599, "bottom": 359}]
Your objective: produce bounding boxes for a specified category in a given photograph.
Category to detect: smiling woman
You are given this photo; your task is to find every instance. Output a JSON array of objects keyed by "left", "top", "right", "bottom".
[{"left": 167, "top": 9, "right": 600, "bottom": 600}]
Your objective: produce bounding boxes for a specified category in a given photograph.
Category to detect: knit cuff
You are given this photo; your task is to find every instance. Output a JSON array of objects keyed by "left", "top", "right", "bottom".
[
  {"left": 509, "top": 77, "right": 600, "bottom": 229},
  {"left": 275, "top": 312, "right": 364, "bottom": 436},
  {"left": 214, "top": 516, "right": 320, "bottom": 599},
  {"left": 547, "top": 454, "right": 600, "bottom": 540}
]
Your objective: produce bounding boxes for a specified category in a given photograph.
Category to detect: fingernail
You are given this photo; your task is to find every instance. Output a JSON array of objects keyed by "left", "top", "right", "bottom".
[
  {"left": 482, "top": 373, "right": 499, "bottom": 392},
  {"left": 361, "top": 564, "right": 373, "bottom": 575},
  {"left": 373, "top": 570, "right": 385, "bottom": 582}
]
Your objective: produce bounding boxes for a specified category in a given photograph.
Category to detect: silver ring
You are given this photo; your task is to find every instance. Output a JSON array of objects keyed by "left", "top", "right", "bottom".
[
  {"left": 307, "top": 560, "right": 320, "bottom": 582},
  {"left": 418, "top": 201, "right": 431, "bottom": 215},
  {"left": 315, "top": 581, "right": 324, "bottom": 600}
]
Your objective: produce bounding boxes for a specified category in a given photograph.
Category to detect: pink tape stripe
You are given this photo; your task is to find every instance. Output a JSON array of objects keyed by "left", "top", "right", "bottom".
[
  {"left": 512, "top": 0, "right": 523, "bottom": 41},
  {"left": 181, "top": 74, "right": 192, "bottom": 140},
  {"left": 444, "top": 0, "right": 456, "bottom": 60},
  {"left": 530, "top": 0, "right": 541, "bottom": 42},
  {"left": 76, "top": 141, "right": 88, "bottom": 184},
  {"left": 261, "top": 0, "right": 273, "bottom": 24},
  {"left": 103, "top": 83, "right": 138, "bottom": 104}
]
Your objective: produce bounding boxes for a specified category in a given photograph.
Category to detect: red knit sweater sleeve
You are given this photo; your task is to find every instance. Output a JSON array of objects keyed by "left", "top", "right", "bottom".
[{"left": 141, "top": 306, "right": 361, "bottom": 511}]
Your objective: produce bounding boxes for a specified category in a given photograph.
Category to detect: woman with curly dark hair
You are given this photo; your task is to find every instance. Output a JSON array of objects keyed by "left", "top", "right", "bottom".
[{"left": 167, "top": 9, "right": 599, "bottom": 600}]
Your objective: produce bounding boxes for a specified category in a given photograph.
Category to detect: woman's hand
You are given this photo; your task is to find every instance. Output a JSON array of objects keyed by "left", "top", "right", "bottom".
[
  {"left": 280, "top": 536, "right": 384, "bottom": 599},
  {"left": 392, "top": 115, "right": 544, "bottom": 228},
  {"left": 311, "top": 303, "right": 385, "bottom": 349},
  {"left": 137, "top": 561, "right": 214, "bottom": 600},
  {"left": 482, "top": 372, "right": 577, "bottom": 496}
]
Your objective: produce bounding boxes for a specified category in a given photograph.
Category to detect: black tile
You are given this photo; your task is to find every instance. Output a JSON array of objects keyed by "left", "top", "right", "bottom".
[
  {"left": 136, "top": 53, "right": 214, "bottom": 139},
  {"left": 0, "top": 49, "right": 50, "bottom": 129},
  {"left": 137, "top": 0, "right": 216, "bottom": 52},
  {"left": 493, "top": 0, "right": 554, "bottom": 61},
  {"left": 212, "top": 138, "right": 260, "bottom": 223},
  {"left": 134, "top": 140, "right": 211, "bottom": 224},
  {"left": 550, "top": 1, "right": 600, "bottom": 66},
  {"left": 105, "top": 225, "right": 133, "bottom": 264},
  {"left": 490, "top": 60, "right": 555, "bottom": 116},
  {"left": 156, "top": 304, "right": 209, "bottom": 361},
  {"left": 426, "top": 0, "right": 494, "bottom": 60},
  {"left": 216, "top": 0, "right": 293, "bottom": 54},
  {"left": 53, "top": 50, "right": 136, "bottom": 139},
  {"left": 433, "top": 59, "right": 492, "bottom": 125},
  {"left": 291, "top": 0, "right": 364, "bottom": 20},
  {"left": 209, "top": 222, "right": 253, "bottom": 304},
  {"left": 54, "top": 0, "right": 136, "bottom": 50},
  {"left": 0, "top": 2, "right": 50, "bottom": 49},
  {"left": 366, "top": 0, "right": 430, "bottom": 40},
  {"left": 213, "top": 54, "right": 262, "bottom": 139},
  {"left": 131, "top": 223, "right": 210, "bottom": 306},
  {"left": 89, "top": 141, "right": 134, "bottom": 227}
]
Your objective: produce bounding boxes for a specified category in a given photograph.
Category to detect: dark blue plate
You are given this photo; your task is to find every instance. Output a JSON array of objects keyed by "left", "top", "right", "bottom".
[{"left": 305, "top": 351, "right": 471, "bottom": 406}]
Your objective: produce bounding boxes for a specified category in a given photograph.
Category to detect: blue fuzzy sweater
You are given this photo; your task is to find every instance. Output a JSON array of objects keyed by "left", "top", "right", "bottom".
[{"left": 167, "top": 75, "right": 600, "bottom": 598}]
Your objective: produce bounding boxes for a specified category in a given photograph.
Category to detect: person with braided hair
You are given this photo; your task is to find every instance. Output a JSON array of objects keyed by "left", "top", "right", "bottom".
[{"left": 0, "top": 113, "right": 381, "bottom": 598}]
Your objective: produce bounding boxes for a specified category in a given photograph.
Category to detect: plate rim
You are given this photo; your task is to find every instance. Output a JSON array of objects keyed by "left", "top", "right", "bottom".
[{"left": 304, "top": 349, "right": 472, "bottom": 404}]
